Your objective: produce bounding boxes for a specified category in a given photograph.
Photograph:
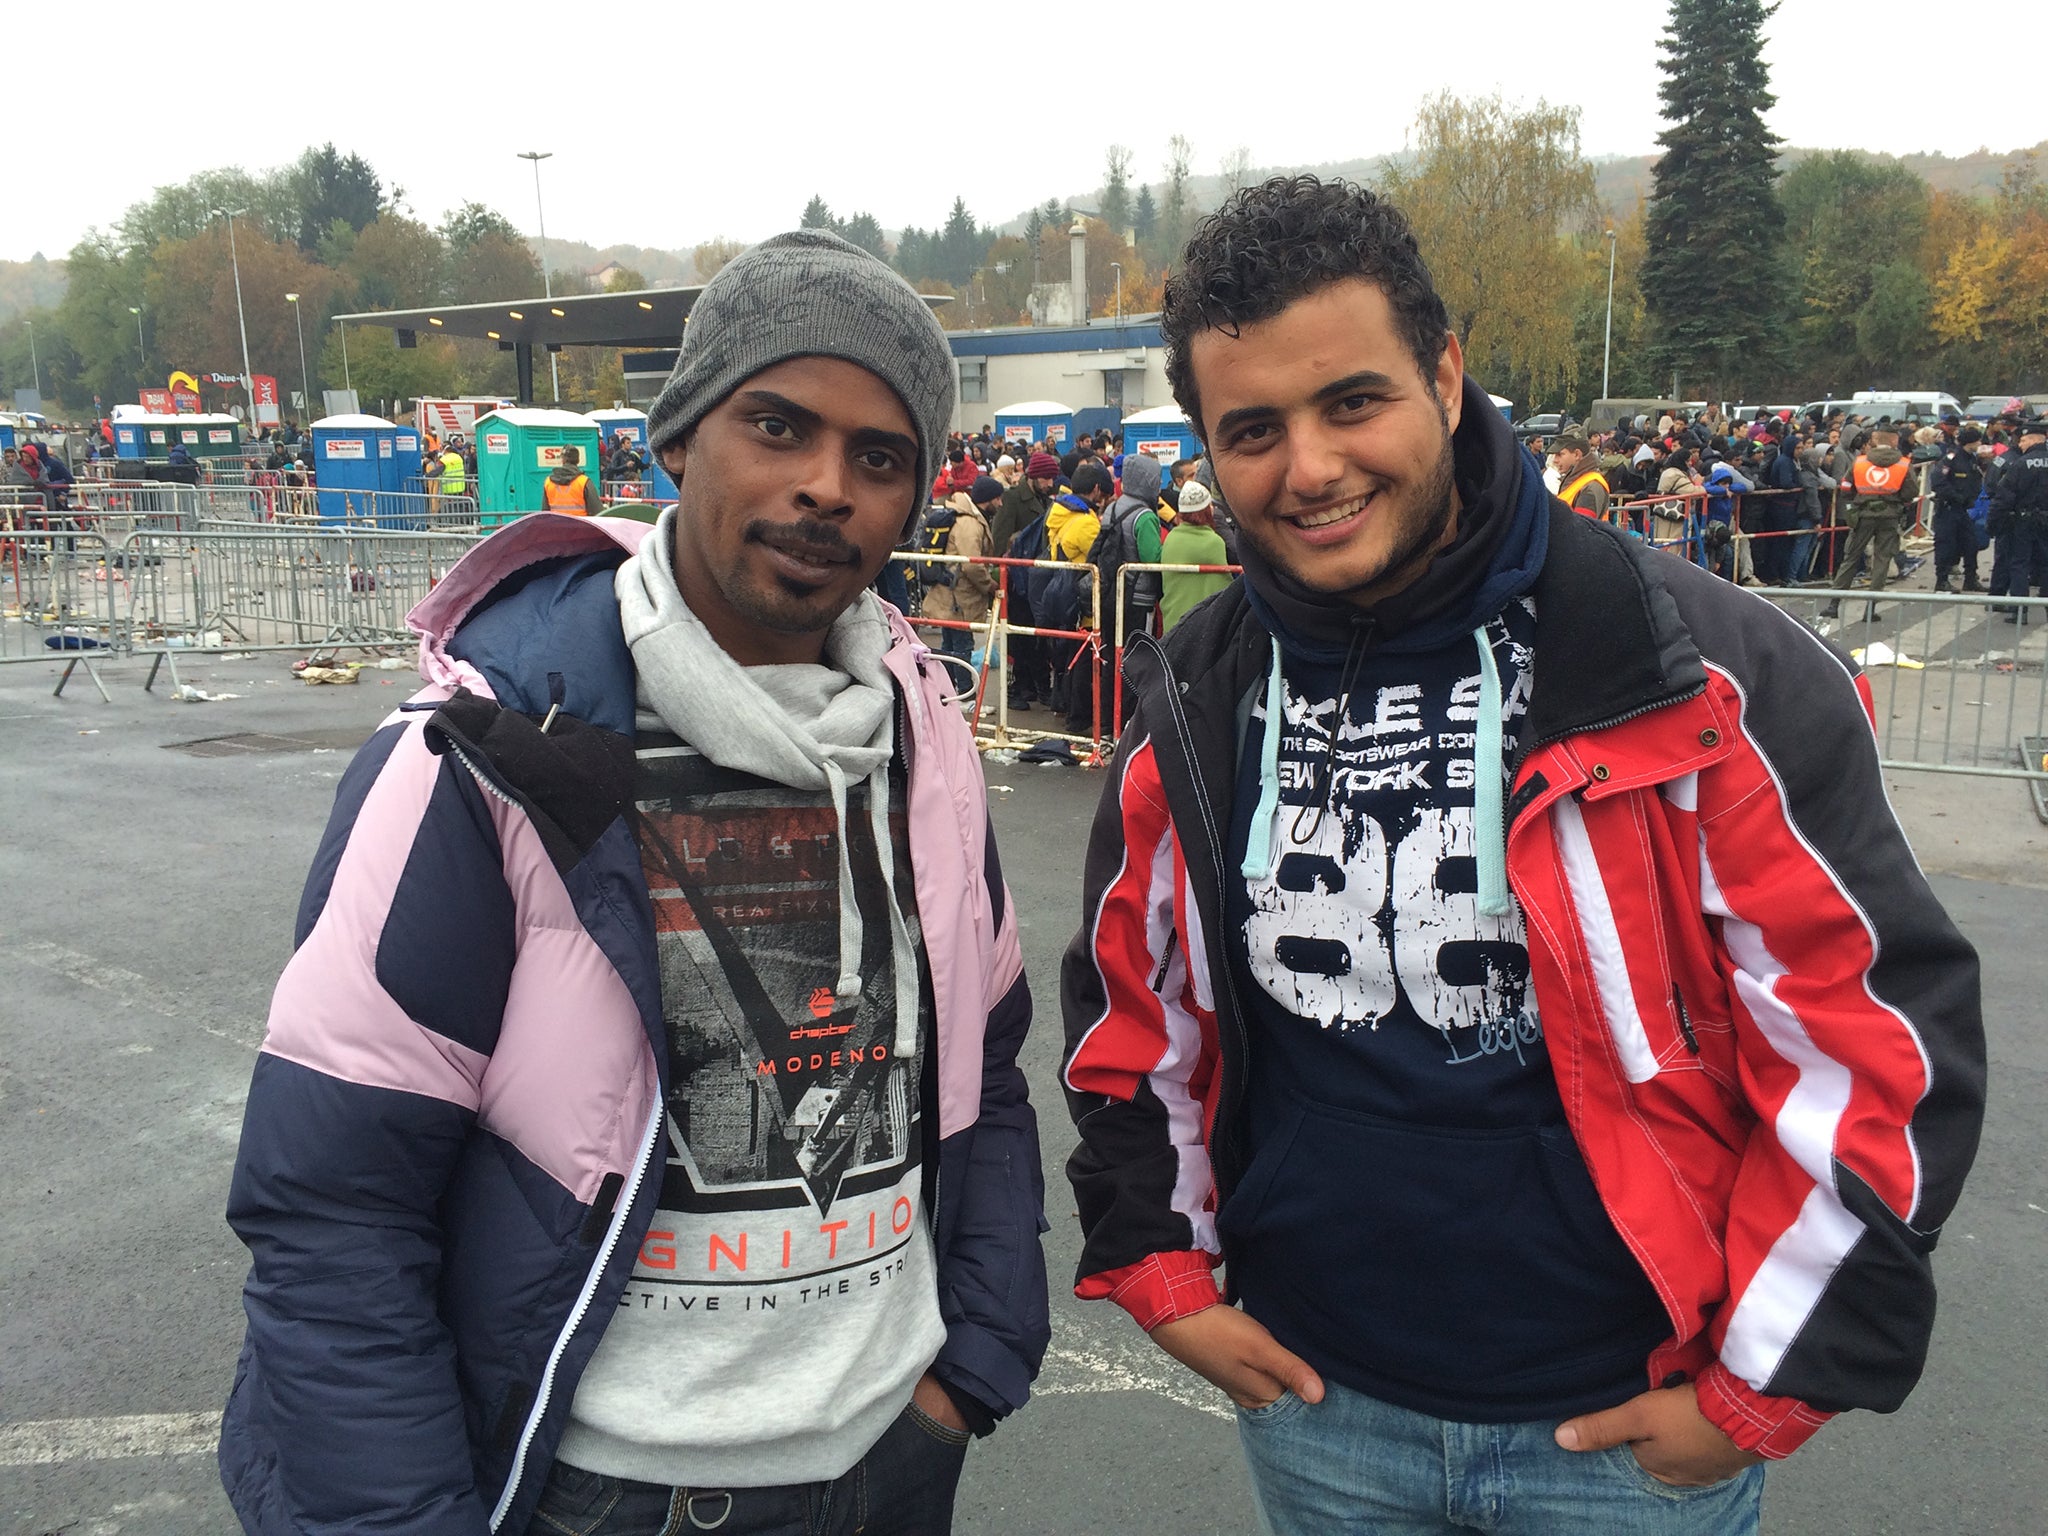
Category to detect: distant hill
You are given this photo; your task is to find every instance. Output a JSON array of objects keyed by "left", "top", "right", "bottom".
[{"left": 1013, "top": 140, "right": 2048, "bottom": 230}]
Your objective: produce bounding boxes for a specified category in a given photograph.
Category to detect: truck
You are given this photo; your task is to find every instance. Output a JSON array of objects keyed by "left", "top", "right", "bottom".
[{"left": 414, "top": 397, "right": 510, "bottom": 448}]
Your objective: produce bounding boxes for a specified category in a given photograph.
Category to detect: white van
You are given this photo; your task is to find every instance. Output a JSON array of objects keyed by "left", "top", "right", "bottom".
[{"left": 1852, "top": 390, "right": 1962, "bottom": 417}]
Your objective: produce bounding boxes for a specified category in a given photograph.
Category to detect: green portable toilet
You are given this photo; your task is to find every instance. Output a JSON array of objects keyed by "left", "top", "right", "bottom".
[
  {"left": 170, "top": 413, "right": 246, "bottom": 460},
  {"left": 475, "top": 408, "right": 604, "bottom": 529}
]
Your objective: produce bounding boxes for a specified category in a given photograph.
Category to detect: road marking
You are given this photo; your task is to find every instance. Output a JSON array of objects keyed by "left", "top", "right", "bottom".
[
  {"left": 1037, "top": 1342, "right": 1234, "bottom": 1420},
  {"left": 0, "top": 1412, "right": 218, "bottom": 1466},
  {"left": 12, "top": 940, "right": 259, "bottom": 1050}
]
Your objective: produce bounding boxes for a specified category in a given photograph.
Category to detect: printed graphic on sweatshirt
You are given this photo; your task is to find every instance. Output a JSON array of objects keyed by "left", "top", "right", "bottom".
[
  {"left": 1240, "top": 600, "right": 1539, "bottom": 1066},
  {"left": 627, "top": 748, "right": 930, "bottom": 1298}
]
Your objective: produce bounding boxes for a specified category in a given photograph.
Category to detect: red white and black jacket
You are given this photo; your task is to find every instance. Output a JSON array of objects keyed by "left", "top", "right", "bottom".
[{"left": 1061, "top": 505, "right": 1984, "bottom": 1459}]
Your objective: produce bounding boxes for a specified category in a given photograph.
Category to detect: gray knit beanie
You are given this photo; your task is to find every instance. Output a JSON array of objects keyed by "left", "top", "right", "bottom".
[{"left": 646, "top": 230, "right": 956, "bottom": 519}]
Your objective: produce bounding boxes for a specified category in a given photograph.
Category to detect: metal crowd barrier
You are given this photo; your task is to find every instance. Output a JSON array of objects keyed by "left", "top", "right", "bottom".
[
  {"left": 1, "top": 526, "right": 122, "bottom": 700},
  {"left": 119, "top": 524, "right": 480, "bottom": 691},
  {"left": 899, "top": 548, "right": 1109, "bottom": 762}
]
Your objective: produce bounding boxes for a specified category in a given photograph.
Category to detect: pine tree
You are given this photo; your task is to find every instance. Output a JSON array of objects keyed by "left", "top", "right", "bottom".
[
  {"left": 1132, "top": 186, "right": 1158, "bottom": 250},
  {"left": 1640, "top": 0, "right": 1786, "bottom": 395},
  {"left": 938, "top": 197, "right": 983, "bottom": 287},
  {"left": 800, "top": 195, "right": 836, "bottom": 231},
  {"left": 840, "top": 212, "right": 888, "bottom": 259},
  {"left": 1100, "top": 146, "right": 1133, "bottom": 238}
]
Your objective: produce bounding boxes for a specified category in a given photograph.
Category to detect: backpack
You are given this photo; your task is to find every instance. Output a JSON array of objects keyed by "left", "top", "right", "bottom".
[
  {"left": 916, "top": 501, "right": 959, "bottom": 585},
  {"left": 1012, "top": 510, "right": 1060, "bottom": 615},
  {"left": 1092, "top": 498, "right": 1158, "bottom": 626}
]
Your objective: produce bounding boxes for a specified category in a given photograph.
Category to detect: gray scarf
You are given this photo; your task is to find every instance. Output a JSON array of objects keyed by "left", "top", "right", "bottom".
[{"left": 616, "top": 506, "right": 919, "bottom": 1055}]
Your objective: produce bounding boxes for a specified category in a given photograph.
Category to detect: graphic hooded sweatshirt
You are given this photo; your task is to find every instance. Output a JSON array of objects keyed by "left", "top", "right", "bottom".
[{"left": 1220, "top": 378, "right": 1670, "bottom": 1422}]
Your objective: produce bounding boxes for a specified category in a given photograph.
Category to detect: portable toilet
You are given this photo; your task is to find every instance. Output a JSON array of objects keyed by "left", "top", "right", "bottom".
[
  {"left": 114, "top": 413, "right": 186, "bottom": 463},
  {"left": 1119, "top": 405, "right": 1202, "bottom": 468},
  {"left": 311, "top": 413, "right": 405, "bottom": 524},
  {"left": 168, "top": 413, "right": 246, "bottom": 461},
  {"left": 992, "top": 400, "right": 1074, "bottom": 451},
  {"left": 588, "top": 407, "right": 678, "bottom": 501},
  {"left": 1488, "top": 393, "right": 1514, "bottom": 422},
  {"left": 475, "top": 408, "right": 604, "bottom": 529}
]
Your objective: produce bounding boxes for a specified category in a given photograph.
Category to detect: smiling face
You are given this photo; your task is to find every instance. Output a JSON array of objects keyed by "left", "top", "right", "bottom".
[
  {"left": 659, "top": 355, "right": 919, "bottom": 666},
  {"left": 1190, "top": 278, "right": 1462, "bottom": 606}
]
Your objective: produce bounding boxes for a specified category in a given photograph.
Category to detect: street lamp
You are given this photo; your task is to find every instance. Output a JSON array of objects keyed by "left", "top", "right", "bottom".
[
  {"left": 1602, "top": 228, "right": 1618, "bottom": 401},
  {"left": 209, "top": 208, "right": 261, "bottom": 435},
  {"left": 128, "top": 305, "right": 146, "bottom": 370},
  {"left": 516, "top": 150, "right": 560, "bottom": 403},
  {"left": 285, "top": 293, "right": 311, "bottom": 425},
  {"left": 23, "top": 318, "right": 42, "bottom": 398},
  {"left": 1109, "top": 262, "right": 1123, "bottom": 325}
]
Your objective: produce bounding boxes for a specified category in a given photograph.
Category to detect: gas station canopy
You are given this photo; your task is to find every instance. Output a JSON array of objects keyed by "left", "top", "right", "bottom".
[
  {"left": 333, "top": 284, "right": 951, "bottom": 404},
  {"left": 333, "top": 286, "right": 705, "bottom": 350}
]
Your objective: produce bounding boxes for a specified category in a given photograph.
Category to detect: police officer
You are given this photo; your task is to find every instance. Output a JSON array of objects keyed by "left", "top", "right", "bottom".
[
  {"left": 1932, "top": 425, "right": 1985, "bottom": 593},
  {"left": 1987, "top": 416, "right": 2048, "bottom": 623}
]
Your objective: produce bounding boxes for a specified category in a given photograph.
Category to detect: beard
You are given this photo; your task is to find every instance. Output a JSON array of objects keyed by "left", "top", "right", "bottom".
[{"left": 1234, "top": 417, "right": 1458, "bottom": 604}]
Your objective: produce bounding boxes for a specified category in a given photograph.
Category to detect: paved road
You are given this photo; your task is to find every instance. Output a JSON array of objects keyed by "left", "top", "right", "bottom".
[{"left": 2, "top": 653, "right": 2044, "bottom": 1535}]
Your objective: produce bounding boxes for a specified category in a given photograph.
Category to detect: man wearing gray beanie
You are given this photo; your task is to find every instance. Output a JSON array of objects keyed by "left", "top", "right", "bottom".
[{"left": 217, "top": 229, "right": 1047, "bottom": 1536}]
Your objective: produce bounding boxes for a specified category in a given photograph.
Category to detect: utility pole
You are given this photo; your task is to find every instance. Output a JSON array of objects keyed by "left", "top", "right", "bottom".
[
  {"left": 1602, "top": 229, "right": 1618, "bottom": 401},
  {"left": 1110, "top": 262, "right": 1123, "bottom": 325},
  {"left": 23, "top": 318, "right": 42, "bottom": 398},
  {"left": 210, "top": 208, "right": 261, "bottom": 434},
  {"left": 129, "top": 305, "right": 146, "bottom": 370},
  {"left": 517, "top": 151, "right": 560, "bottom": 403}
]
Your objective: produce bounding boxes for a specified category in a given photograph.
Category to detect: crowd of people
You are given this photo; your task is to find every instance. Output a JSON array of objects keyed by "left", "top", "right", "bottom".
[
  {"left": 1523, "top": 402, "right": 2048, "bottom": 609},
  {"left": 896, "top": 393, "right": 2048, "bottom": 736}
]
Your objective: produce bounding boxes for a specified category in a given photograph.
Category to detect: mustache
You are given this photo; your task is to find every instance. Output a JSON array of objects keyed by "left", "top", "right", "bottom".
[{"left": 745, "top": 519, "right": 860, "bottom": 566}]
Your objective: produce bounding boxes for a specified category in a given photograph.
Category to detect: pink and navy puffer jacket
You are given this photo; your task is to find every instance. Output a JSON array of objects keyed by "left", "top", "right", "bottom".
[{"left": 219, "top": 515, "right": 1049, "bottom": 1535}]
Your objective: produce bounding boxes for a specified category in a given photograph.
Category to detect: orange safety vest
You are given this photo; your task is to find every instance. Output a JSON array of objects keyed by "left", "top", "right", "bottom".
[
  {"left": 1560, "top": 468, "right": 1610, "bottom": 514},
  {"left": 542, "top": 473, "right": 590, "bottom": 514},
  {"left": 1850, "top": 456, "right": 1910, "bottom": 497}
]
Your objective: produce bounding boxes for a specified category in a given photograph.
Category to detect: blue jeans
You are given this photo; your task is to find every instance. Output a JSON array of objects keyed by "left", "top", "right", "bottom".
[
  {"left": 530, "top": 1401, "right": 969, "bottom": 1535},
  {"left": 1237, "top": 1379, "right": 1763, "bottom": 1535}
]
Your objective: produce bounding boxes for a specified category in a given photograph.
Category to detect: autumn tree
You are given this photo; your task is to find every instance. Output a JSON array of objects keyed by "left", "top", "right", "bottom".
[
  {"left": 345, "top": 213, "right": 444, "bottom": 310},
  {"left": 693, "top": 238, "right": 746, "bottom": 281},
  {"left": 1640, "top": 0, "right": 1786, "bottom": 395},
  {"left": 1152, "top": 137, "right": 1198, "bottom": 269},
  {"left": 1220, "top": 146, "right": 1254, "bottom": 198},
  {"left": 1381, "top": 92, "right": 1599, "bottom": 403}
]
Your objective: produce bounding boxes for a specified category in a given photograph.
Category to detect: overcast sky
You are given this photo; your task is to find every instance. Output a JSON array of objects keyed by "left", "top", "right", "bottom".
[{"left": 15, "top": 1, "right": 2037, "bottom": 265}]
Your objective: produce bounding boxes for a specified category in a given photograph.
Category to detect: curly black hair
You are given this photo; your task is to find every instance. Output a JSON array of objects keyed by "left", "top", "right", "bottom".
[{"left": 1160, "top": 175, "right": 1451, "bottom": 439}]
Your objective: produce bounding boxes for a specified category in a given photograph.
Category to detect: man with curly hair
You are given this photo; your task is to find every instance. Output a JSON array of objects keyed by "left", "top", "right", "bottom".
[{"left": 1060, "top": 176, "right": 1982, "bottom": 1533}]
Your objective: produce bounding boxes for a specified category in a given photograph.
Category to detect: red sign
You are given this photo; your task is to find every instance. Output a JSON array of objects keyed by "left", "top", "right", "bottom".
[
  {"left": 139, "top": 388, "right": 172, "bottom": 413},
  {"left": 171, "top": 388, "right": 201, "bottom": 414},
  {"left": 252, "top": 375, "right": 281, "bottom": 426}
]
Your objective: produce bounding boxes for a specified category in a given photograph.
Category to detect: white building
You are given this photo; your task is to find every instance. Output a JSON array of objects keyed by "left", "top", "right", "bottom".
[{"left": 946, "top": 315, "right": 1169, "bottom": 439}]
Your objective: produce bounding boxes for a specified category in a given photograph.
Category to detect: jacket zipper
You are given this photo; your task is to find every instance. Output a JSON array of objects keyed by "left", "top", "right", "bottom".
[
  {"left": 442, "top": 736, "right": 520, "bottom": 810},
  {"left": 1508, "top": 685, "right": 1706, "bottom": 789},
  {"left": 415, "top": 712, "right": 664, "bottom": 1530},
  {"left": 488, "top": 1094, "right": 664, "bottom": 1531}
]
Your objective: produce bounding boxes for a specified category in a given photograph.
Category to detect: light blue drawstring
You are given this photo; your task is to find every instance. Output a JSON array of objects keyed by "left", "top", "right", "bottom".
[
  {"left": 1472, "top": 625, "right": 1512, "bottom": 917},
  {"left": 1240, "top": 635, "right": 1285, "bottom": 880}
]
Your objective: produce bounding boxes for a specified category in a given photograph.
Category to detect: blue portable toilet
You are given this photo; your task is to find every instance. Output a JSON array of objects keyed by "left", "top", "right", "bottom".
[
  {"left": 112, "top": 413, "right": 185, "bottom": 462},
  {"left": 1119, "top": 405, "right": 1202, "bottom": 468},
  {"left": 588, "top": 407, "right": 677, "bottom": 501},
  {"left": 311, "top": 413, "right": 405, "bottom": 524},
  {"left": 993, "top": 400, "right": 1074, "bottom": 451}
]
